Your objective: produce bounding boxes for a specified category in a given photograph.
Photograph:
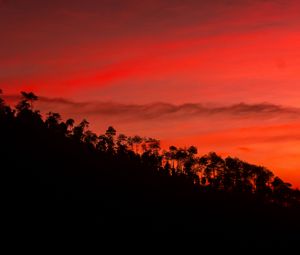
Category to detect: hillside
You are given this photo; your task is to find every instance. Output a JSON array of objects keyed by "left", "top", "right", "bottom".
[{"left": 1, "top": 91, "right": 300, "bottom": 238}]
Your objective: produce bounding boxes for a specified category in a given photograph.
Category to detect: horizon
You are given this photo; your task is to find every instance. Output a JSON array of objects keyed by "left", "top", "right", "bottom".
[{"left": 1, "top": 0, "right": 300, "bottom": 187}]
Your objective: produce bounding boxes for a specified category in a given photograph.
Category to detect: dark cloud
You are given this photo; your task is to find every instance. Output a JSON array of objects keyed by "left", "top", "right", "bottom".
[
  {"left": 237, "top": 147, "right": 252, "bottom": 152},
  {"left": 47, "top": 99, "right": 300, "bottom": 121},
  {"left": 4, "top": 94, "right": 299, "bottom": 122}
]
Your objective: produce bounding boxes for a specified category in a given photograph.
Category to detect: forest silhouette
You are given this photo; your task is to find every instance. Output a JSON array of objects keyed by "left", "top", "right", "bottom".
[{"left": 1, "top": 90, "right": 300, "bottom": 238}]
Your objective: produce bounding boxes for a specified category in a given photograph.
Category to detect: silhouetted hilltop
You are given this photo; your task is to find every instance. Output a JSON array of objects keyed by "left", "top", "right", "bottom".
[{"left": 1, "top": 90, "right": 300, "bottom": 238}]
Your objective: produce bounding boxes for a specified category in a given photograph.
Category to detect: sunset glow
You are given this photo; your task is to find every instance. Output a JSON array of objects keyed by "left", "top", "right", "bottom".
[{"left": 1, "top": 0, "right": 300, "bottom": 186}]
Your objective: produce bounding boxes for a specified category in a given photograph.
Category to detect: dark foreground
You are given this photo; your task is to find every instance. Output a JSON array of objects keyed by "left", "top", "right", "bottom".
[{"left": 1, "top": 92, "right": 300, "bottom": 239}]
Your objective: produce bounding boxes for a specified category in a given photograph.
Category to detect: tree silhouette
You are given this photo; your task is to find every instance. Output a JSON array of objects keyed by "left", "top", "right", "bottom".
[
  {"left": 72, "top": 119, "right": 89, "bottom": 141},
  {"left": 16, "top": 91, "right": 38, "bottom": 112},
  {"left": 0, "top": 89, "right": 6, "bottom": 119},
  {"left": 183, "top": 146, "right": 197, "bottom": 176},
  {"left": 254, "top": 166, "right": 274, "bottom": 197},
  {"left": 1, "top": 90, "right": 300, "bottom": 237},
  {"left": 116, "top": 134, "right": 128, "bottom": 153},
  {"left": 45, "top": 112, "right": 62, "bottom": 129},
  {"left": 0, "top": 89, "right": 3, "bottom": 106},
  {"left": 131, "top": 135, "right": 143, "bottom": 153},
  {"left": 105, "top": 126, "right": 116, "bottom": 153},
  {"left": 169, "top": 145, "right": 178, "bottom": 171},
  {"left": 84, "top": 130, "right": 98, "bottom": 146}
]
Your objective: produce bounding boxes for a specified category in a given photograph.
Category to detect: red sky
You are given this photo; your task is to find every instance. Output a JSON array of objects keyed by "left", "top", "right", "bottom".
[{"left": 1, "top": 0, "right": 300, "bottom": 186}]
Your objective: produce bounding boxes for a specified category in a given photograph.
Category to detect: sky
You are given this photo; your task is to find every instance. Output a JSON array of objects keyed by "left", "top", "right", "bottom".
[{"left": 1, "top": 0, "right": 300, "bottom": 186}]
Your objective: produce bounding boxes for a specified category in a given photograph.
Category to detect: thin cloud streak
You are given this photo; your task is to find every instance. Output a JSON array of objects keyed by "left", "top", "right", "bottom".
[
  {"left": 4, "top": 94, "right": 300, "bottom": 122},
  {"left": 37, "top": 97, "right": 300, "bottom": 122},
  {"left": 4, "top": 95, "right": 300, "bottom": 126}
]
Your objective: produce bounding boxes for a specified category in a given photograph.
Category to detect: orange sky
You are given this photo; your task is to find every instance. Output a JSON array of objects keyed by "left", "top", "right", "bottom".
[{"left": 1, "top": 0, "right": 300, "bottom": 187}]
